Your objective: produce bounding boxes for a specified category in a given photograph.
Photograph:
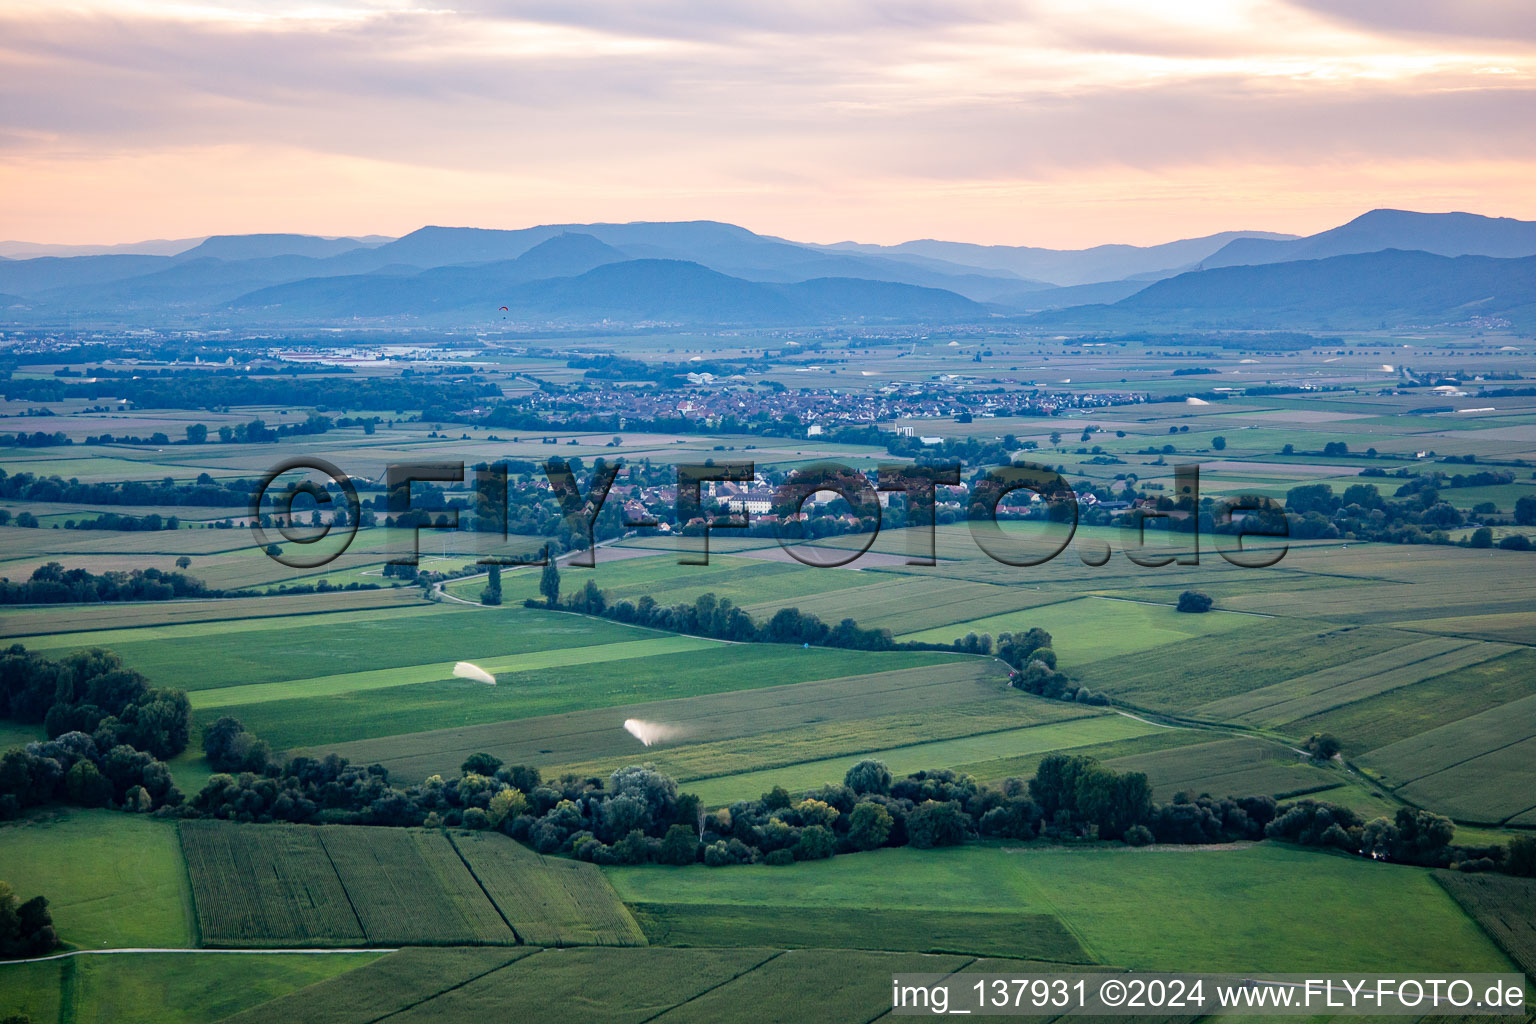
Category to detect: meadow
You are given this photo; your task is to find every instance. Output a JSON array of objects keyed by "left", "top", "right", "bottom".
[
  {"left": 0, "top": 811, "right": 194, "bottom": 948},
  {"left": 604, "top": 844, "right": 1516, "bottom": 973}
]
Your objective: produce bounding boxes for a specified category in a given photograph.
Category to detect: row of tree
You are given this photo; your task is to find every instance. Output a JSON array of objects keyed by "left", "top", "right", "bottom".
[
  {"left": 166, "top": 734, "right": 1536, "bottom": 876},
  {"left": 0, "top": 564, "right": 210, "bottom": 605},
  {"left": 533, "top": 577, "right": 930, "bottom": 653}
]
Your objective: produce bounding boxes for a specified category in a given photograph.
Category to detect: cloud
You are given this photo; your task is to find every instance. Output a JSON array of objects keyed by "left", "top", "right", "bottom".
[
  {"left": 1284, "top": 0, "right": 1536, "bottom": 46},
  {"left": 3, "top": 0, "right": 1536, "bottom": 244}
]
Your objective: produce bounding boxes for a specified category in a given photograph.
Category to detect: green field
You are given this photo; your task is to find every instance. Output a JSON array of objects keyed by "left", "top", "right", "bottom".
[
  {"left": 605, "top": 843, "right": 1515, "bottom": 973},
  {"left": 0, "top": 811, "right": 194, "bottom": 949},
  {"left": 449, "top": 831, "right": 646, "bottom": 947},
  {"left": 0, "top": 952, "right": 380, "bottom": 1024},
  {"left": 1102, "top": 737, "right": 1342, "bottom": 801},
  {"left": 180, "top": 821, "right": 366, "bottom": 946},
  {"left": 302, "top": 661, "right": 1017, "bottom": 783},
  {"left": 320, "top": 827, "right": 516, "bottom": 945},
  {"left": 381, "top": 945, "right": 784, "bottom": 1023},
  {"left": 896, "top": 596, "right": 1256, "bottom": 667},
  {"left": 644, "top": 948, "right": 971, "bottom": 1024},
  {"left": 225, "top": 645, "right": 966, "bottom": 752},
  {"left": 190, "top": 634, "right": 718, "bottom": 709},
  {"left": 1434, "top": 872, "right": 1536, "bottom": 977},
  {"left": 65, "top": 604, "right": 650, "bottom": 692},
  {"left": 683, "top": 714, "right": 1164, "bottom": 807},
  {"left": 1361, "top": 693, "right": 1536, "bottom": 823},
  {"left": 629, "top": 903, "right": 1088, "bottom": 961},
  {"left": 178, "top": 820, "right": 640, "bottom": 949}
]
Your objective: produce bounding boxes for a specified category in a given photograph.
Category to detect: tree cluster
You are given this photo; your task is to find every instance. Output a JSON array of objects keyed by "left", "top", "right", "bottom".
[
  {"left": 0, "top": 563, "right": 210, "bottom": 605},
  {"left": 0, "top": 883, "right": 56, "bottom": 959},
  {"left": 1, "top": 646, "right": 190, "bottom": 760}
]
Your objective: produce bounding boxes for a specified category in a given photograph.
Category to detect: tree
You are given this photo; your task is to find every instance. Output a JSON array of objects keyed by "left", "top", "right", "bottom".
[
  {"left": 846, "top": 802, "right": 893, "bottom": 850},
  {"left": 175, "top": 556, "right": 192, "bottom": 570},
  {"left": 0, "top": 883, "right": 57, "bottom": 958},
  {"left": 460, "top": 752, "right": 503, "bottom": 776},
  {"left": 481, "top": 563, "right": 502, "bottom": 606},
  {"left": 906, "top": 800, "right": 970, "bottom": 848},
  {"left": 1513, "top": 494, "right": 1536, "bottom": 526},
  {"left": 539, "top": 558, "right": 561, "bottom": 607},
  {"left": 202, "top": 717, "right": 269, "bottom": 773},
  {"left": 1049, "top": 431, "right": 1062, "bottom": 447},
  {"left": 1176, "top": 590, "right": 1212, "bottom": 613},
  {"left": 843, "top": 759, "right": 892, "bottom": 796},
  {"left": 659, "top": 823, "right": 699, "bottom": 865},
  {"left": 1211, "top": 436, "right": 1226, "bottom": 451},
  {"left": 1303, "top": 733, "right": 1342, "bottom": 760},
  {"left": 793, "top": 824, "right": 837, "bottom": 860},
  {"left": 1469, "top": 527, "right": 1494, "bottom": 549},
  {"left": 185, "top": 424, "right": 208, "bottom": 444}
]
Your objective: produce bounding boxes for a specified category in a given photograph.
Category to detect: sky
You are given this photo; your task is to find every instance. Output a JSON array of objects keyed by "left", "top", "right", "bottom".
[{"left": 2, "top": 0, "right": 1535, "bottom": 248}]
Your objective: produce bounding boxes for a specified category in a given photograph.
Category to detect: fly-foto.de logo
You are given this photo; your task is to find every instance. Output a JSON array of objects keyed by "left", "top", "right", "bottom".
[{"left": 250, "top": 457, "right": 1288, "bottom": 571}]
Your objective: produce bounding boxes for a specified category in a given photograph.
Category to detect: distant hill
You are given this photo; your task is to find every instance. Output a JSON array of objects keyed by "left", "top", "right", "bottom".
[
  {"left": 230, "top": 233, "right": 632, "bottom": 316},
  {"left": 232, "top": 257, "right": 984, "bottom": 324},
  {"left": 1037, "top": 249, "right": 1536, "bottom": 330},
  {"left": 1203, "top": 210, "right": 1536, "bottom": 269},
  {"left": 0, "top": 237, "right": 206, "bottom": 259},
  {"left": 822, "top": 230, "right": 1297, "bottom": 287},
  {"left": 173, "top": 233, "right": 389, "bottom": 261},
  {"left": 988, "top": 278, "right": 1152, "bottom": 311}
]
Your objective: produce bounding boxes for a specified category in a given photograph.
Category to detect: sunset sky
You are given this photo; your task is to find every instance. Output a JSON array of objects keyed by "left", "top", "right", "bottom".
[{"left": 3, "top": 0, "right": 1534, "bottom": 247}]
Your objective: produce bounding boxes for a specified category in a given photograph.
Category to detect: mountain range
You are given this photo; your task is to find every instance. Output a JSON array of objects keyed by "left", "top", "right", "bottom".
[{"left": 1, "top": 209, "right": 1534, "bottom": 330}]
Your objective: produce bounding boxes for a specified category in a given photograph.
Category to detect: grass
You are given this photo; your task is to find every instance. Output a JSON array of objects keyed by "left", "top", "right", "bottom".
[
  {"left": 448, "top": 830, "right": 646, "bottom": 947},
  {"left": 0, "top": 952, "right": 381, "bottom": 1024},
  {"left": 218, "top": 948, "right": 536, "bottom": 1024},
  {"left": 896, "top": 597, "right": 1255, "bottom": 669},
  {"left": 604, "top": 843, "right": 1515, "bottom": 973},
  {"left": 0, "top": 811, "right": 193, "bottom": 949},
  {"left": 683, "top": 715, "right": 1165, "bottom": 807},
  {"left": 0, "top": 720, "right": 43, "bottom": 751},
  {"left": 318, "top": 827, "right": 515, "bottom": 946},
  {"left": 224, "top": 646, "right": 966, "bottom": 752},
  {"left": 1434, "top": 872, "right": 1536, "bottom": 977},
  {"left": 629, "top": 902, "right": 1089, "bottom": 961}
]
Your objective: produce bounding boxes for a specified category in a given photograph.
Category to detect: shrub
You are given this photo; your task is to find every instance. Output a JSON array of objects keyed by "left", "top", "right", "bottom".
[{"left": 1176, "top": 590, "right": 1212, "bottom": 613}]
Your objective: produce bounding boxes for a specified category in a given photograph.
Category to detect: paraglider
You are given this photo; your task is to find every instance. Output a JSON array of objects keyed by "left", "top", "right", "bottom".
[{"left": 499, "top": 306, "right": 508, "bottom": 311}]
